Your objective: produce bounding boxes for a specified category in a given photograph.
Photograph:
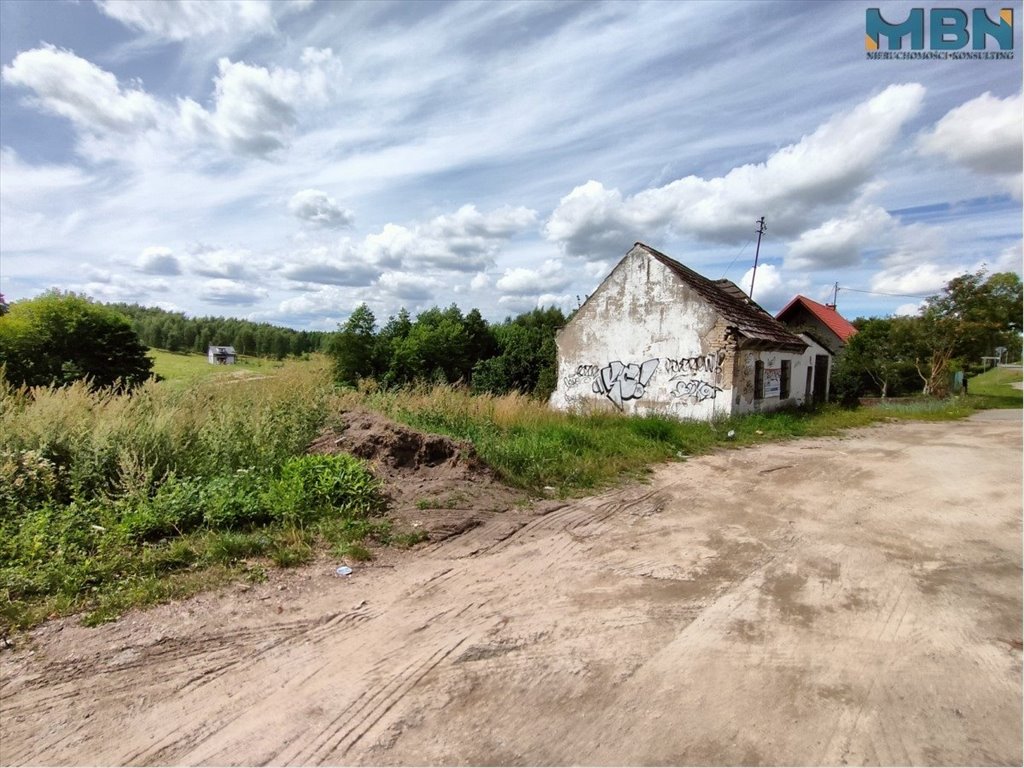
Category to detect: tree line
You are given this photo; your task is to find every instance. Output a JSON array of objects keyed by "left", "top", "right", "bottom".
[
  {"left": 328, "top": 304, "right": 565, "bottom": 397},
  {"left": 108, "top": 303, "right": 328, "bottom": 359}
]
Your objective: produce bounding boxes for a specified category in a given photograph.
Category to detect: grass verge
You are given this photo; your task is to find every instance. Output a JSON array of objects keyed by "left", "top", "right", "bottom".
[
  {"left": 3, "top": 364, "right": 1018, "bottom": 635},
  {"left": 966, "top": 365, "right": 1023, "bottom": 408},
  {"left": 356, "top": 382, "right": 1007, "bottom": 495}
]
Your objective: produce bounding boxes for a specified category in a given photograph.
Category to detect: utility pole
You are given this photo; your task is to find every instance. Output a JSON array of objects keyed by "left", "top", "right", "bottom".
[
  {"left": 748, "top": 216, "right": 767, "bottom": 300},
  {"left": 830, "top": 282, "right": 839, "bottom": 308}
]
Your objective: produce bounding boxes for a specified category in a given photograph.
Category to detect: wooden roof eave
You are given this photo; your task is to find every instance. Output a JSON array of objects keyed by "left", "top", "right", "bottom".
[{"left": 735, "top": 336, "right": 808, "bottom": 353}]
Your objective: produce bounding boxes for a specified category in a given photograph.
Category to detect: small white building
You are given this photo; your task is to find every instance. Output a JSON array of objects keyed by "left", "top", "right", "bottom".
[
  {"left": 207, "top": 345, "right": 237, "bottom": 365},
  {"left": 550, "top": 243, "right": 831, "bottom": 420}
]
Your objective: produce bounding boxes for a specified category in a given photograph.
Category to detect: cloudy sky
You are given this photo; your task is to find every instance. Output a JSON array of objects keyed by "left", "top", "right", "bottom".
[{"left": 1, "top": 0, "right": 1021, "bottom": 329}]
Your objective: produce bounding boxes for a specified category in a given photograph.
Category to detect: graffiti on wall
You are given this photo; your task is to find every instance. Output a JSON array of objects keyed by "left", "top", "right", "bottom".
[
  {"left": 663, "top": 349, "right": 726, "bottom": 404},
  {"left": 670, "top": 379, "right": 723, "bottom": 403},
  {"left": 591, "top": 359, "right": 659, "bottom": 409},
  {"left": 662, "top": 350, "right": 726, "bottom": 379},
  {"left": 563, "top": 364, "right": 600, "bottom": 390},
  {"left": 565, "top": 348, "right": 729, "bottom": 408}
]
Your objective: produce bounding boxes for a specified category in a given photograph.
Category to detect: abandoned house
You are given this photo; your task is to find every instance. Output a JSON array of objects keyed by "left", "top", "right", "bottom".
[
  {"left": 775, "top": 294, "right": 858, "bottom": 356},
  {"left": 549, "top": 243, "right": 833, "bottom": 420},
  {"left": 207, "top": 345, "right": 237, "bottom": 365}
]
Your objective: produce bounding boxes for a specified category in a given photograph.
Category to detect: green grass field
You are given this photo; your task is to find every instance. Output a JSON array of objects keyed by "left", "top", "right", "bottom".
[
  {"left": 148, "top": 350, "right": 302, "bottom": 384},
  {"left": 967, "top": 365, "right": 1023, "bottom": 408}
]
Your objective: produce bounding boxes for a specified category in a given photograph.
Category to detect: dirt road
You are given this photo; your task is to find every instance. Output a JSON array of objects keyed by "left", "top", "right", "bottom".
[{"left": 2, "top": 413, "right": 1021, "bottom": 766}]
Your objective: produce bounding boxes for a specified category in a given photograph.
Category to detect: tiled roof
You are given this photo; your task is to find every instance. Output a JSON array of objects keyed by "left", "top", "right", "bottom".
[
  {"left": 635, "top": 243, "right": 807, "bottom": 351},
  {"left": 775, "top": 295, "right": 858, "bottom": 343}
]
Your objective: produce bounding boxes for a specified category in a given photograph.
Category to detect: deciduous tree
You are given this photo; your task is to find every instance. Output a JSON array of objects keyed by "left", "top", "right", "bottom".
[{"left": 0, "top": 292, "right": 153, "bottom": 389}]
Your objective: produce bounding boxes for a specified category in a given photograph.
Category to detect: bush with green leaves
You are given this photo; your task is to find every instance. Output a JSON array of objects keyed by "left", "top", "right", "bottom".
[
  {"left": 0, "top": 291, "right": 153, "bottom": 389},
  {"left": 266, "top": 453, "right": 384, "bottom": 526}
]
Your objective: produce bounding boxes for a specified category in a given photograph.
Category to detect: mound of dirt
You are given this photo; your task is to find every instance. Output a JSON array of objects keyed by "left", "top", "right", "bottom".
[
  {"left": 310, "top": 408, "right": 478, "bottom": 478},
  {"left": 309, "top": 409, "right": 529, "bottom": 543}
]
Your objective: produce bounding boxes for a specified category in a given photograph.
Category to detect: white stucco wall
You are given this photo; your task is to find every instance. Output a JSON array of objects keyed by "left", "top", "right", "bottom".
[
  {"left": 730, "top": 335, "right": 831, "bottom": 414},
  {"left": 549, "top": 250, "right": 736, "bottom": 421}
]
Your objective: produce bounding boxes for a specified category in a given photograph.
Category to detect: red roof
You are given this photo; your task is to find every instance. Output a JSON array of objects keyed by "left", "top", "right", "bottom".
[{"left": 776, "top": 295, "right": 858, "bottom": 343}]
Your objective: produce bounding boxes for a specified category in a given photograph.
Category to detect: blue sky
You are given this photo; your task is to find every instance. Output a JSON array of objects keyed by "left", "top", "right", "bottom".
[{"left": 1, "top": 0, "right": 1021, "bottom": 329}]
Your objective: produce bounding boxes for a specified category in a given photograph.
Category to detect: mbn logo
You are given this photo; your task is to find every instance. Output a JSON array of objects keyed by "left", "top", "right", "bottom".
[{"left": 866, "top": 7, "right": 1014, "bottom": 50}]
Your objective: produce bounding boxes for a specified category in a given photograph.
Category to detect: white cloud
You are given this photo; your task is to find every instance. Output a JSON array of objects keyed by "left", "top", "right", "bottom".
[
  {"left": 739, "top": 263, "right": 806, "bottom": 312},
  {"left": 546, "top": 84, "right": 926, "bottom": 257},
  {"left": 469, "top": 272, "right": 490, "bottom": 291},
  {"left": 991, "top": 242, "right": 1023, "bottom": 274},
  {"left": 277, "top": 287, "right": 349, "bottom": 318},
  {"left": 377, "top": 271, "right": 441, "bottom": 301},
  {"left": 786, "top": 204, "right": 896, "bottom": 270},
  {"left": 71, "top": 275, "right": 171, "bottom": 302},
  {"left": 0, "top": 149, "right": 94, "bottom": 255},
  {"left": 362, "top": 224, "right": 418, "bottom": 269},
  {"left": 870, "top": 263, "right": 967, "bottom": 296},
  {"left": 137, "top": 246, "right": 181, "bottom": 275},
  {"left": 894, "top": 301, "right": 925, "bottom": 317},
  {"left": 181, "top": 49, "right": 342, "bottom": 156},
  {"left": 2, "top": 44, "right": 162, "bottom": 135},
  {"left": 288, "top": 189, "right": 354, "bottom": 229},
  {"left": 535, "top": 293, "right": 575, "bottom": 311},
  {"left": 918, "top": 91, "right": 1023, "bottom": 194},
  {"left": 96, "top": 0, "right": 283, "bottom": 41},
  {"left": 199, "top": 278, "right": 268, "bottom": 305},
  {"left": 360, "top": 205, "right": 536, "bottom": 272},
  {"left": 279, "top": 245, "right": 379, "bottom": 286},
  {"left": 3, "top": 44, "right": 340, "bottom": 159},
  {"left": 495, "top": 259, "right": 571, "bottom": 294},
  {"left": 498, "top": 292, "right": 574, "bottom": 314},
  {"left": 429, "top": 204, "right": 537, "bottom": 240},
  {"left": 0, "top": 147, "right": 91, "bottom": 202},
  {"left": 544, "top": 181, "right": 637, "bottom": 260},
  {"left": 187, "top": 246, "right": 256, "bottom": 279}
]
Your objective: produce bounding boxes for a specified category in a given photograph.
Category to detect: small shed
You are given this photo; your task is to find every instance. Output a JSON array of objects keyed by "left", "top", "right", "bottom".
[
  {"left": 549, "top": 243, "right": 815, "bottom": 420},
  {"left": 208, "top": 345, "right": 237, "bottom": 365}
]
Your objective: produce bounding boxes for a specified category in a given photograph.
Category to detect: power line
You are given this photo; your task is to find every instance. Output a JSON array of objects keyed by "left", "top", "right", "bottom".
[
  {"left": 720, "top": 238, "right": 752, "bottom": 280},
  {"left": 838, "top": 286, "right": 931, "bottom": 299}
]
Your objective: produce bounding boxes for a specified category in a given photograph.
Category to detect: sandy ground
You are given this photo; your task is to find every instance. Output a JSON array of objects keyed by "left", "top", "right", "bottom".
[{"left": 1, "top": 412, "right": 1021, "bottom": 766}]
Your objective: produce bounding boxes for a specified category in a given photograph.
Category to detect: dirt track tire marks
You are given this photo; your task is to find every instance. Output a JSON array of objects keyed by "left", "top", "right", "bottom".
[
  {"left": 274, "top": 636, "right": 472, "bottom": 765},
  {"left": 1, "top": 413, "right": 1020, "bottom": 766}
]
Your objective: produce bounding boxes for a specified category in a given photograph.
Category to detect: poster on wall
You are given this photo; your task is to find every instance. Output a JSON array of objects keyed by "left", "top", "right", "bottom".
[{"left": 765, "top": 368, "right": 781, "bottom": 398}]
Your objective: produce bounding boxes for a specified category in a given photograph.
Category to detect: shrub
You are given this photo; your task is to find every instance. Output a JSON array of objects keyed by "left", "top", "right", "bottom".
[
  {"left": 117, "top": 475, "right": 206, "bottom": 542},
  {"left": 202, "top": 469, "right": 273, "bottom": 530},
  {"left": 265, "top": 453, "right": 384, "bottom": 527},
  {"left": 0, "top": 291, "right": 153, "bottom": 389},
  {"left": 0, "top": 449, "right": 57, "bottom": 518}
]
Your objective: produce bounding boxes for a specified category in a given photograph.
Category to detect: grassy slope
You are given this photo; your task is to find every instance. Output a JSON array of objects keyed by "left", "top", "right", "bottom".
[{"left": 968, "top": 365, "right": 1023, "bottom": 408}]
